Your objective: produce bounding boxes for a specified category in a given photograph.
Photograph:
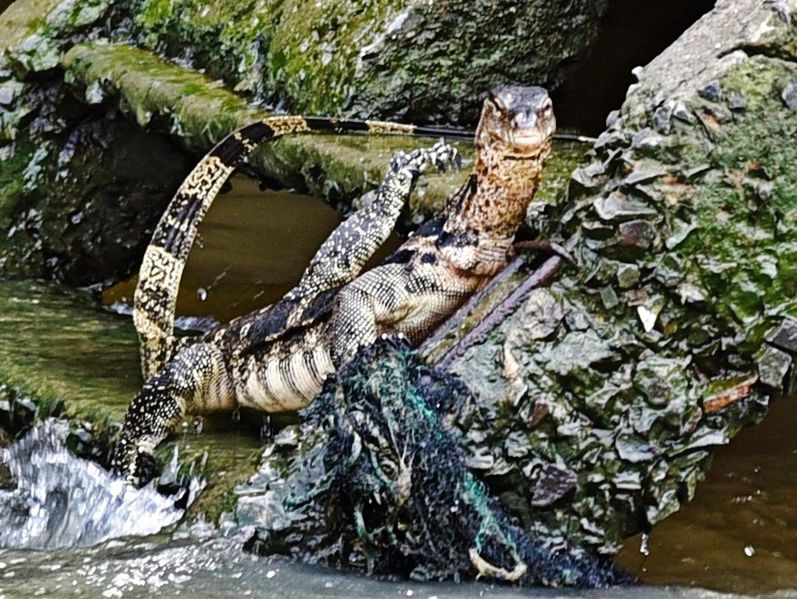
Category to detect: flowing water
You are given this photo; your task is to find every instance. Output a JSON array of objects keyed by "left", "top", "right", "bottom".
[
  {"left": 0, "top": 420, "right": 201, "bottom": 550},
  {"left": 0, "top": 149, "right": 795, "bottom": 597}
]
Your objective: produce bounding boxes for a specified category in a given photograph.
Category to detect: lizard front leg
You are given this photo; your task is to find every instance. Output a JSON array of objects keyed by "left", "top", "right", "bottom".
[
  {"left": 112, "top": 342, "right": 234, "bottom": 485},
  {"left": 240, "top": 140, "right": 460, "bottom": 350},
  {"left": 289, "top": 140, "right": 460, "bottom": 301}
]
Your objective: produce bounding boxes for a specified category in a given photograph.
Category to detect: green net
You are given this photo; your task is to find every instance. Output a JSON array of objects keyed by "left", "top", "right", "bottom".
[{"left": 239, "top": 338, "right": 623, "bottom": 587}]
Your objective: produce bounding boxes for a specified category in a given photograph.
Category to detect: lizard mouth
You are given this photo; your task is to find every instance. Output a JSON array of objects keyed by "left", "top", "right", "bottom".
[
  {"left": 501, "top": 130, "right": 551, "bottom": 157},
  {"left": 510, "top": 132, "right": 548, "bottom": 147}
]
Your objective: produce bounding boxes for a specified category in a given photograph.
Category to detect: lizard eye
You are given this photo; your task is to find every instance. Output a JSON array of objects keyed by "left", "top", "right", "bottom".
[
  {"left": 488, "top": 90, "right": 507, "bottom": 112},
  {"left": 539, "top": 100, "right": 553, "bottom": 117}
]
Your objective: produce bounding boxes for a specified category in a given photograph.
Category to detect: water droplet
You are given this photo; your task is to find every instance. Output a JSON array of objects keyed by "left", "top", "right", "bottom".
[
  {"left": 260, "top": 415, "right": 272, "bottom": 442},
  {"left": 640, "top": 532, "right": 651, "bottom": 556}
]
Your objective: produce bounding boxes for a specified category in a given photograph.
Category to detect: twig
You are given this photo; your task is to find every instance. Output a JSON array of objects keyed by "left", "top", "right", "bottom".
[{"left": 423, "top": 235, "right": 577, "bottom": 370}]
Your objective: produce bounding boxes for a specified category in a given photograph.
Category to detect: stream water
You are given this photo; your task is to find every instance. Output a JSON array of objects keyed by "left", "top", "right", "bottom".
[
  {"left": 0, "top": 162, "right": 795, "bottom": 596},
  {"left": 0, "top": 420, "right": 201, "bottom": 550}
]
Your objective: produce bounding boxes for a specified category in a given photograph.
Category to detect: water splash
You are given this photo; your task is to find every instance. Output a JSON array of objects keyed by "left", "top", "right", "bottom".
[{"left": 0, "top": 419, "right": 201, "bottom": 549}]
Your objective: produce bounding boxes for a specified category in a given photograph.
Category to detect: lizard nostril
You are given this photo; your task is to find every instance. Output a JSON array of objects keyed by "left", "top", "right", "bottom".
[{"left": 514, "top": 111, "right": 537, "bottom": 130}]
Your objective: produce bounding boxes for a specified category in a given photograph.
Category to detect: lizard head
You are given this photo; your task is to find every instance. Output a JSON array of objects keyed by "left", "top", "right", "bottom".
[
  {"left": 476, "top": 85, "right": 556, "bottom": 158},
  {"left": 440, "top": 85, "right": 557, "bottom": 270}
]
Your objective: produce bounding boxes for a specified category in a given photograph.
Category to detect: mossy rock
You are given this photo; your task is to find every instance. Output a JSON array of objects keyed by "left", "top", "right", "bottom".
[
  {"left": 0, "top": 111, "right": 192, "bottom": 285},
  {"left": 418, "top": 0, "right": 797, "bottom": 553},
  {"left": 0, "top": 0, "right": 602, "bottom": 283},
  {"left": 126, "top": 0, "right": 608, "bottom": 123}
]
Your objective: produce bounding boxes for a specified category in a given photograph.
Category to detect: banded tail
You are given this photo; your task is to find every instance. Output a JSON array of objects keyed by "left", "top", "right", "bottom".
[{"left": 133, "top": 115, "right": 472, "bottom": 379}]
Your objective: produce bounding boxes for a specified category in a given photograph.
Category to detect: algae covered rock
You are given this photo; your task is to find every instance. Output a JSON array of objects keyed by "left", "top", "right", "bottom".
[
  {"left": 0, "top": 0, "right": 195, "bottom": 284},
  {"left": 424, "top": 0, "right": 797, "bottom": 553},
  {"left": 0, "top": 0, "right": 608, "bottom": 283},
  {"left": 0, "top": 107, "right": 191, "bottom": 285},
  {"left": 127, "top": 0, "right": 608, "bottom": 123}
]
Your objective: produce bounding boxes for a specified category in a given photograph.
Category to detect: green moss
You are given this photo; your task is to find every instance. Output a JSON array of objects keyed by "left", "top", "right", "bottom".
[
  {"left": 129, "top": 0, "right": 280, "bottom": 97},
  {"left": 0, "top": 280, "right": 140, "bottom": 423},
  {"left": 61, "top": 42, "right": 476, "bottom": 216},
  {"left": 265, "top": 0, "right": 396, "bottom": 115},
  {"left": 119, "top": 0, "right": 606, "bottom": 123},
  {"left": 0, "top": 138, "right": 34, "bottom": 231},
  {"left": 685, "top": 59, "right": 797, "bottom": 339},
  {"left": 136, "top": 0, "right": 174, "bottom": 29},
  {"left": 0, "top": 279, "right": 264, "bottom": 522},
  {"left": 0, "top": 0, "right": 63, "bottom": 55}
]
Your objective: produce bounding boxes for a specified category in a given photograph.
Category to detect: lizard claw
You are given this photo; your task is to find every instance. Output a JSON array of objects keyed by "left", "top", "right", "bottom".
[
  {"left": 429, "top": 138, "right": 461, "bottom": 173},
  {"left": 390, "top": 150, "right": 410, "bottom": 173},
  {"left": 111, "top": 435, "right": 159, "bottom": 487},
  {"left": 390, "top": 140, "right": 460, "bottom": 178}
]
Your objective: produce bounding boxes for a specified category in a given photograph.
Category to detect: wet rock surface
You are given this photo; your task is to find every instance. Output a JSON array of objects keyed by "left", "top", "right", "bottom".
[
  {"left": 61, "top": 42, "right": 471, "bottom": 218},
  {"left": 124, "top": 0, "right": 607, "bottom": 124},
  {"left": 423, "top": 0, "right": 796, "bottom": 552},
  {"left": 0, "top": 105, "right": 191, "bottom": 285},
  {"left": 0, "top": 0, "right": 793, "bottom": 582},
  {"left": 0, "top": 0, "right": 601, "bottom": 284}
]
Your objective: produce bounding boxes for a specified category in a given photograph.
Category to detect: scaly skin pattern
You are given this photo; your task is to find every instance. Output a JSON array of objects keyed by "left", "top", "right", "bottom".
[
  {"left": 133, "top": 115, "right": 453, "bottom": 380},
  {"left": 113, "top": 87, "right": 555, "bottom": 484}
]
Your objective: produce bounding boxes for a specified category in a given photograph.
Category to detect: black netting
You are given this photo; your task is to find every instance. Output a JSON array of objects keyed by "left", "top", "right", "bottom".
[{"left": 243, "top": 338, "right": 624, "bottom": 587}]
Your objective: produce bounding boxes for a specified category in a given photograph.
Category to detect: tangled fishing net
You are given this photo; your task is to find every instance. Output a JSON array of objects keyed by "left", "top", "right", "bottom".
[{"left": 238, "top": 338, "right": 623, "bottom": 587}]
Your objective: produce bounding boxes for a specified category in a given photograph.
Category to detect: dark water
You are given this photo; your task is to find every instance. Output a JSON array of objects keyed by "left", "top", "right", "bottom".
[
  {"left": 617, "top": 396, "right": 797, "bottom": 592},
  {"left": 103, "top": 176, "right": 345, "bottom": 324},
  {"left": 0, "top": 534, "right": 764, "bottom": 599}
]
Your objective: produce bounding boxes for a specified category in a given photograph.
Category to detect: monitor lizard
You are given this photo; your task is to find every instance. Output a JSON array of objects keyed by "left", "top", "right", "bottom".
[{"left": 112, "top": 86, "right": 557, "bottom": 486}]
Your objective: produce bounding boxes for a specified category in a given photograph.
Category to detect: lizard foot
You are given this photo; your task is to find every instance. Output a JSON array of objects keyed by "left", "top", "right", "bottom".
[
  {"left": 111, "top": 434, "right": 159, "bottom": 488},
  {"left": 513, "top": 239, "right": 576, "bottom": 265},
  {"left": 390, "top": 138, "right": 461, "bottom": 177}
]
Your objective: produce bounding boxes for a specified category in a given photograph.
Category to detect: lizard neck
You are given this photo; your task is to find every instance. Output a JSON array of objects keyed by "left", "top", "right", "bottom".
[{"left": 439, "top": 131, "right": 551, "bottom": 274}]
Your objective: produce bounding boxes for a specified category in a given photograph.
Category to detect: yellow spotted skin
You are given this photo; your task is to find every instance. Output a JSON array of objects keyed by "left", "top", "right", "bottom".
[{"left": 114, "top": 88, "right": 556, "bottom": 484}]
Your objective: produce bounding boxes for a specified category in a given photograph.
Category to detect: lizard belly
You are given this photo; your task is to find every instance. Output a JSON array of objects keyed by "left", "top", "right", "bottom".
[
  {"left": 234, "top": 333, "right": 335, "bottom": 412},
  {"left": 388, "top": 290, "right": 471, "bottom": 343}
]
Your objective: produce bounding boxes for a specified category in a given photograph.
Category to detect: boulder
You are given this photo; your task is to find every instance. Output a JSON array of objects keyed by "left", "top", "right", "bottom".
[
  {"left": 126, "top": 0, "right": 608, "bottom": 123},
  {"left": 421, "top": 0, "right": 796, "bottom": 552},
  {"left": 0, "top": 0, "right": 604, "bottom": 284}
]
